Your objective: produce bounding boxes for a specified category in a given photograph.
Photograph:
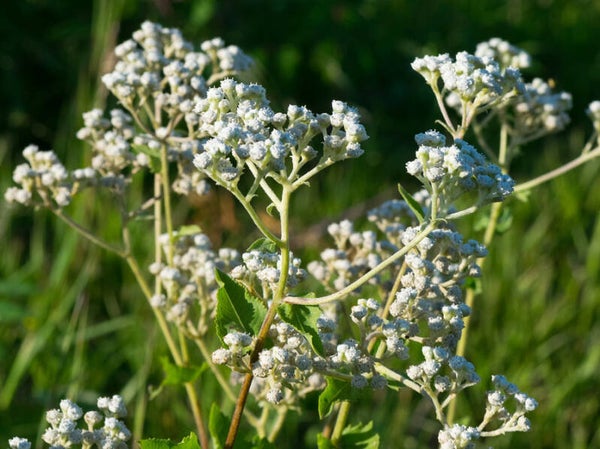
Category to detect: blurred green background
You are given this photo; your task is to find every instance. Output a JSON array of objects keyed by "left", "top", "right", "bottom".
[{"left": 1, "top": 0, "right": 599, "bottom": 448}]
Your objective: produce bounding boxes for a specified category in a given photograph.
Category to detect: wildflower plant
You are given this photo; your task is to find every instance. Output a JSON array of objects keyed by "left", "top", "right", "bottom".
[{"left": 6, "top": 23, "right": 600, "bottom": 449}]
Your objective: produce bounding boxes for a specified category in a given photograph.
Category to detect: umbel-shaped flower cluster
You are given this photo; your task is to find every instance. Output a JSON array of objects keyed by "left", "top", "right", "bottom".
[
  {"left": 406, "top": 130, "right": 514, "bottom": 214},
  {"left": 9, "top": 396, "right": 130, "bottom": 449},
  {"left": 192, "top": 79, "right": 367, "bottom": 191}
]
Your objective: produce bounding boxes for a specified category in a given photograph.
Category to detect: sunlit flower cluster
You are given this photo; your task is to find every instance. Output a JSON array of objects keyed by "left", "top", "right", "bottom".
[
  {"left": 192, "top": 79, "right": 368, "bottom": 189},
  {"left": 412, "top": 50, "right": 523, "bottom": 110},
  {"left": 406, "top": 130, "right": 514, "bottom": 214},
  {"left": 10, "top": 397, "right": 130, "bottom": 449},
  {"left": 102, "top": 21, "right": 252, "bottom": 112}
]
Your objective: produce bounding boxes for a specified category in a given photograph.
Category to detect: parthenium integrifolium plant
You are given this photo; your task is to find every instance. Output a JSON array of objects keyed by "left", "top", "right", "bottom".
[{"left": 6, "top": 23, "right": 600, "bottom": 449}]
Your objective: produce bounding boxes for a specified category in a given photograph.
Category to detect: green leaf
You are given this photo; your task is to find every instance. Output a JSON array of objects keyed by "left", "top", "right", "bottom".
[
  {"left": 215, "top": 269, "right": 267, "bottom": 341},
  {"left": 160, "top": 356, "right": 207, "bottom": 385},
  {"left": 464, "top": 277, "right": 482, "bottom": 295},
  {"left": 176, "top": 433, "right": 202, "bottom": 449},
  {"left": 131, "top": 143, "right": 161, "bottom": 173},
  {"left": 209, "top": 403, "right": 229, "bottom": 449},
  {"left": 247, "top": 237, "right": 278, "bottom": 253},
  {"left": 278, "top": 303, "right": 324, "bottom": 356},
  {"left": 317, "top": 434, "right": 336, "bottom": 449},
  {"left": 317, "top": 422, "right": 379, "bottom": 449},
  {"left": 397, "top": 183, "right": 425, "bottom": 223},
  {"left": 318, "top": 377, "right": 360, "bottom": 419},
  {"left": 340, "top": 422, "right": 380, "bottom": 449},
  {"left": 177, "top": 225, "right": 203, "bottom": 236},
  {"left": 140, "top": 433, "right": 200, "bottom": 449}
]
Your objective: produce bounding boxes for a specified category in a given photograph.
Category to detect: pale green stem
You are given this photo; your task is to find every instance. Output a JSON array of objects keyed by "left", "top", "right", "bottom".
[
  {"left": 268, "top": 408, "right": 289, "bottom": 442},
  {"left": 331, "top": 401, "right": 351, "bottom": 445},
  {"left": 230, "top": 187, "right": 282, "bottom": 245},
  {"left": 431, "top": 83, "right": 457, "bottom": 135},
  {"left": 423, "top": 385, "right": 446, "bottom": 424},
  {"left": 374, "top": 363, "right": 421, "bottom": 392},
  {"left": 257, "top": 407, "right": 270, "bottom": 438},
  {"left": 285, "top": 222, "right": 437, "bottom": 305},
  {"left": 154, "top": 176, "right": 162, "bottom": 293},
  {"left": 430, "top": 183, "right": 439, "bottom": 222},
  {"left": 123, "top": 241, "right": 183, "bottom": 365},
  {"left": 445, "top": 206, "right": 479, "bottom": 220},
  {"left": 245, "top": 161, "right": 282, "bottom": 209},
  {"left": 159, "top": 143, "right": 175, "bottom": 264},
  {"left": 515, "top": 145, "right": 600, "bottom": 193},
  {"left": 193, "top": 339, "right": 235, "bottom": 402},
  {"left": 372, "top": 262, "right": 407, "bottom": 358},
  {"left": 120, "top": 100, "right": 154, "bottom": 136},
  {"left": 183, "top": 383, "right": 209, "bottom": 449},
  {"left": 52, "top": 209, "right": 125, "bottom": 256},
  {"left": 292, "top": 158, "right": 335, "bottom": 189}
]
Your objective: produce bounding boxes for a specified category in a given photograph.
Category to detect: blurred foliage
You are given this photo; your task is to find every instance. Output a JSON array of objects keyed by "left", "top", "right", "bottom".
[{"left": 1, "top": 0, "right": 599, "bottom": 448}]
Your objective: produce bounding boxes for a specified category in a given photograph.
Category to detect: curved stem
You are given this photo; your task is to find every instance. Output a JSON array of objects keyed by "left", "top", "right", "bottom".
[
  {"left": 515, "top": 145, "right": 600, "bottom": 193},
  {"left": 230, "top": 187, "right": 282, "bottom": 245},
  {"left": 268, "top": 407, "right": 289, "bottom": 442},
  {"left": 285, "top": 222, "right": 437, "bottom": 305},
  {"left": 52, "top": 209, "right": 125, "bottom": 256}
]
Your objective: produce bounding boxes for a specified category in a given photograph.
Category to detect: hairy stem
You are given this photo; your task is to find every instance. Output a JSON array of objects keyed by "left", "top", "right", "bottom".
[
  {"left": 331, "top": 401, "right": 351, "bottom": 445},
  {"left": 53, "top": 209, "right": 125, "bottom": 256},
  {"left": 224, "top": 187, "right": 292, "bottom": 449},
  {"left": 514, "top": 145, "right": 600, "bottom": 193},
  {"left": 285, "top": 222, "right": 437, "bottom": 305}
]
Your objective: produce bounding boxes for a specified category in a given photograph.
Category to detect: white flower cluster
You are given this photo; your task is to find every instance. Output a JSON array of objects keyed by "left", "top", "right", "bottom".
[
  {"left": 149, "top": 230, "right": 240, "bottom": 330},
  {"left": 192, "top": 79, "right": 367, "bottom": 188},
  {"left": 252, "top": 321, "right": 326, "bottom": 404},
  {"left": 438, "top": 424, "right": 480, "bottom": 449},
  {"left": 388, "top": 223, "right": 484, "bottom": 348},
  {"left": 586, "top": 100, "right": 600, "bottom": 135},
  {"left": 9, "top": 396, "right": 130, "bottom": 449},
  {"left": 411, "top": 50, "right": 523, "bottom": 109},
  {"left": 102, "top": 21, "right": 251, "bottom": 112},
  {"left": 6, "top": 21, "right": 254, "bottom": 209},
  {"left": 308, "top": 219, "right": 389, "bottom": 291},
  {"left": 76, "top": 109, "right": 140, "bottom": 174},
  {"left": 231, "top": 249, "right": 306, "bottom": 294},
  {"left": 513, "top": 77, "right": 573, "bottom": 135},
  {"left": 484, "top": 374, "right": 538, "bottom": 433},
  {"left": 407, "top": 346, "right": 480, "bottom": 396},
  {"left": 406, "top": 130, "right": 514, "bottom": 213},
  {"left": 5, "top": 145, "right": 71, "bottom": 207},
  {"left": 475, "top": 37, "right": 531, "bottom": 70}
]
